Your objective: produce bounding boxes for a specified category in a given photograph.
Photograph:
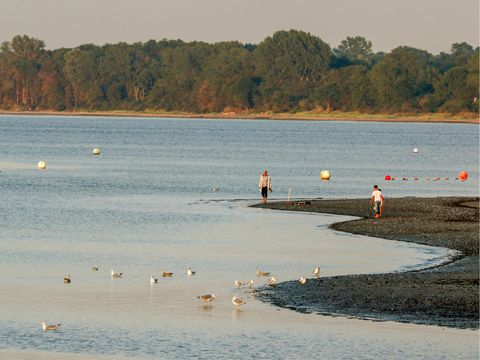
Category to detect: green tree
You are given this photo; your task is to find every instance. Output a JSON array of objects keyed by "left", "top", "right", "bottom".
[
  {"left": 333, "top": 36, "right": 374, "bottom": 66},
  {"left": 1, "top": 35, "right": 47, "bottom": 109},
  {"left": 254, "top": 30, "right": 331, "bottom": 111},
  {"left": 369, "top": 46, "right": 436, "bottom": 111}
]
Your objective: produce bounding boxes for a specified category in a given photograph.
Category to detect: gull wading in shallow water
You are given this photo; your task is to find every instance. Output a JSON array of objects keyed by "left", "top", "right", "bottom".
[
  {"left": 245, "top": 279, "right": 254, "bottom": 288},
  {"left": 40, "top": 321, "right": 61, "bottom": 331},
  {"left": 150, "top": 275, "right": 158, "bottom": 284},
  {"left": 186, "top": 268, "right": 196, "bottom": 276},
  {"left": 111, "top": 269, "right": 123, "bottom": 278},
  {"left": 162, "top": 271, "right": 173, "bottom": 278},
  {"left": 232, "top": 296, "right": 246, "bottom": 307},
  {"left": 198, "top": 294, "right": 216, "bottom": 303},
  {"left": 91, "top": 266, "right": 99, "bottom": 271},
  {"left": 256, "top": 269, "right": 270, "bottom": 277},
  {"left": 313, "top": 266, "right": 320, "bottom": 277},
  {"left": 63, "top": 275, "right": 71, "bottom": 284}
]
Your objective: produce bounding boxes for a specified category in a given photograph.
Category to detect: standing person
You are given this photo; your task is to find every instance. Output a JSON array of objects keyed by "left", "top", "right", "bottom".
[
  {"left": 371, "top": 185, "right": 385, "bottom": 218},
  {"left": 259, "top": 170, "right": 272, "bottom": 204}
]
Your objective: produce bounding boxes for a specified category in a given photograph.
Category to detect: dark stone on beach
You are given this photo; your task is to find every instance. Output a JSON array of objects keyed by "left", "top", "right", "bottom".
[{"left": 252, "top": 197, "right": 479, "bottom": 328}]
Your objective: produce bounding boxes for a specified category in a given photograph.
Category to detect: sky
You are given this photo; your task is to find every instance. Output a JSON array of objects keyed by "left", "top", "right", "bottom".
[{"left": 0, "top": 0, "right": 478, "bottom": 54}]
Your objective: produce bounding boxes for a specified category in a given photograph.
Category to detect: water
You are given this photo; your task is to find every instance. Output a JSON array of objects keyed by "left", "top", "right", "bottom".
[{"left": 0, "top": 116, "right": 478, "bottom": 359}]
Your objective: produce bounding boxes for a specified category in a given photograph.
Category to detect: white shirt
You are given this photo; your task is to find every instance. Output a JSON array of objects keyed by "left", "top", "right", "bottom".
[
  {"left": 259, "top": 175, "right": 271, "bottom": 189},
  {"left": 372, "top": 189, "right": 383, "bottom": 202}
]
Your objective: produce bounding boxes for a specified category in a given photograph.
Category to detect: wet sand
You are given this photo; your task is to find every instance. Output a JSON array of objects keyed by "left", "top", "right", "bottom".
[{"left": 252, "top": 197, "right": 479, "bottom": 328}]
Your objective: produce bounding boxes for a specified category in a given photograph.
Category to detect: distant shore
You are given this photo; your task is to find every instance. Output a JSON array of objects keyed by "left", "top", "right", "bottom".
[
  {"left": 0, "top": 109, "right": 479, "bottom": 124},
  {"left": 252, "top": 197, "right": 479, "bottom": 328}
]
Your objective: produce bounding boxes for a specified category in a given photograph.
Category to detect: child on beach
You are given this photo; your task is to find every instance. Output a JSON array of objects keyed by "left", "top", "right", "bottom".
[{"left": 371, "top": 185, "right": 384, "bottom": 218}]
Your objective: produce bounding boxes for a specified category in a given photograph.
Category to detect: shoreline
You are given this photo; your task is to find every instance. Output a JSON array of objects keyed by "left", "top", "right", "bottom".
[
  {"left": 0, "top": 110, "right": 479, "bottom": 124},
  {"left": 252, "top": 197, "right": 479, "bottom": 328}
]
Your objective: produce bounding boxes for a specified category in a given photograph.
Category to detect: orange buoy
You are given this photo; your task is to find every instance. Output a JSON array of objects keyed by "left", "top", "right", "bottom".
[
  {"left": 458, "top": 171, "right": 468, "bottom": 181},
  {"left": 385, "top": 175, "right": 391, "bottom": 181}
]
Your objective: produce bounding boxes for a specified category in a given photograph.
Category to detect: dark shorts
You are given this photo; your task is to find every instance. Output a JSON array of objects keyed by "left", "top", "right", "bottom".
[{"left": 261, "top": 187, "right": 269, "bottom": 198}]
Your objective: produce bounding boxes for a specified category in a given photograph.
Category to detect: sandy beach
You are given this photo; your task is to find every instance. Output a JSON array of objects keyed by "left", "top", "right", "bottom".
[
  {"left": 1, "top": 110, "right": 479, "bottom": 124},
  {"left": 253, "top": 197, "right": 479, "bottom": 328}
]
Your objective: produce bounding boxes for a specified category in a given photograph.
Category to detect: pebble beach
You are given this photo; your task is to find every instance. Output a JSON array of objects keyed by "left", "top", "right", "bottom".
[{"left": 253, "top": 197, "right": 479, "bottom": 328}]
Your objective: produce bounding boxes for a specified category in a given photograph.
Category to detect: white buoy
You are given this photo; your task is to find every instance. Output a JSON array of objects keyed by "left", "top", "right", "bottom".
[
  {"left": 413, "top": 148, "right": 419, "bottom": 154},
  {"left": 37, "top": 160, "right": 46, "bottom": 170},
  {"left": 92, "top": 147, "right": 101, "bottom": 156},
  {"left": 320, "top": 170, "right": 330, "bottom": 181}
]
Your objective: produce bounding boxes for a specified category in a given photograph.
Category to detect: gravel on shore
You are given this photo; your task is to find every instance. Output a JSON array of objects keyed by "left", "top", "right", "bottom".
[{"left": 252, "top": 197, "right": 479, "bottom": 328}]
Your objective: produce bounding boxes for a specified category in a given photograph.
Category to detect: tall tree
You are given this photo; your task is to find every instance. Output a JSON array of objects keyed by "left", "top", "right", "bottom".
[
  {"left": 1, "top": 35, "right": 47, "bottom": 109},
  {"left": 369, "top": 46, "right": 436, "bottom": 111},
  {"left": 254, "top": 30, "right": 331, "bottom": 111},
  {"left": 333, "top": 36, "right": 374, "bottom": 66}
]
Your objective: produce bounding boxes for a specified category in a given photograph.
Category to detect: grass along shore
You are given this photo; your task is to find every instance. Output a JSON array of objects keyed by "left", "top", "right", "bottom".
[
  {"left": 0, "top": 109, "right": 479, "bottom": 124},
  {"left": 252, "top": 197, "right": 479, "bottom": 328}
]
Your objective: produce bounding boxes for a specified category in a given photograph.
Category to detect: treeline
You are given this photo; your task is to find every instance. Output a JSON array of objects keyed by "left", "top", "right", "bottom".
[{"left": 0, "top": 30, "right": 478, "bottom": 114}]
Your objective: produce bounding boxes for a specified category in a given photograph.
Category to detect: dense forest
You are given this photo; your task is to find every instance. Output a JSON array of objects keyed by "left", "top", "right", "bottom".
[{"left": 0, "top": 30, "right": 478, "bottom": 114}]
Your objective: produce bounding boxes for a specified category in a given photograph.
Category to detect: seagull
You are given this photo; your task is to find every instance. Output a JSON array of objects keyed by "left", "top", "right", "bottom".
[
  {"left": 212, "top": 187, "right": 220, "bottom": 192},
  {"left": 162, "top": 271, "right": 173, "bottom": 278},
  {"left": 40, "top": 321, "right": 61, "bottom": 331},
  {"left": 111, "top": 269, "right": 123, "bottom": 278},
  {"left": 150, "top": 275, "right": 158, "bottom": 284},
  {"left": 198, "top": 294, "right": 216, "bottom": 303},
  {"left": 256, "top": 268, "right": 270, "bottom": 277},
  {"left": 268, "top": 276, "right": 277, "bottom": 287},
  {"left": 245, "top": 279, "right": 254, "bottom": 288},
  {"left": 232, "top": 296, "right": 246, "bottom": 307},
  {"left": 186, "top": 268, "right": 196, "bottom": 276},
  {"left": 91, "top": 266, "right": 99, "bottom": 271},
  {"left": 234, "top": 280, "right": 244, "bottom": 288},
  {"left": 313, "top": 266, "right": 320, "bottom": 277},
  {"left": 64, "top": 275, "right": 71, "bottom": 284},
  {"left": 299, "top": 276, "right": 307, "bottom": 285}
]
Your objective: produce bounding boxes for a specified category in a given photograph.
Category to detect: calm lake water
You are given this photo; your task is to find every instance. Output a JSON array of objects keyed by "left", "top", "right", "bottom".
[{"left": 0, "top": 116, "right": 478, "bottom": 359}]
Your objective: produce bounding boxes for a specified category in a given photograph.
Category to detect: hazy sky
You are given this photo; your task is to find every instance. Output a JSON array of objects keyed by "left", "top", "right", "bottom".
[{"left": 1, "top": 0, "right": 478, "bottom": 54}]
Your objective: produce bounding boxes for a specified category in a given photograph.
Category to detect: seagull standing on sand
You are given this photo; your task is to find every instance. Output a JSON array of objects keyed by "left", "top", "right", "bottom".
[
  {"left": 234, "top": 280, "right": 244, "bottom": 288},
  {"left": 299, "top": 276, "right": 307, "bottom": 285},
  {"left": 64, "top": 275, "right": 71, "bottom": 284},
  {"left": 256, "top": 269, "right": 270, "bottom": 277},
  {"left": 198, "top": 294, "right": 216, "bottom": 303},
  {"left": 40, "top": 321, "right": 61, "bottom": 331},
  {"left": 186, "top": 268, "right": 196, "bottom": 276},
  {"left": 268, "top": 276, "right": 277, "bottom": 287},
  {"left": 150, "top": 275, "right": 158, "bottom": 284},
  {"left": 232, "top": 296, "right": 246, "bottom": 307},
  {"left": 111, "top": 269, "right": 123, "bottom": 278},
  {"left": 313, "top": 266, "right": 320, "bottom": 277}
]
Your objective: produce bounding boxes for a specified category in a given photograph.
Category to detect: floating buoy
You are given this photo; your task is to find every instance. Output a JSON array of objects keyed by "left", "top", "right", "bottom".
[
  {"left": 458, "top": 171, "right": 468, "bottom": 181},
  {"left": 320, "top": 170, "right": 330, "bottom": 181},
  {"left": 413, "top": 148, "right": 419, "bottom": 154},
  {"left": 92, "top": 147, "right": 101, "bottom": 156},
  {"left": 384, "top": 175, "right": 391, "bottom": 181},
  {"left": 37, "top": 160, "right": 46, "bottom": 170}
]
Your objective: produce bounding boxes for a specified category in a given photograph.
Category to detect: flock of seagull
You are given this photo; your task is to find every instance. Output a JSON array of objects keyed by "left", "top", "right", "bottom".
[{"left": 42, "top": 265, "right": 322, "bottom": 331}]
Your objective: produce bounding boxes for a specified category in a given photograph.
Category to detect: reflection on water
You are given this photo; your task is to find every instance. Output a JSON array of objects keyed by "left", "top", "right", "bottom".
[{"left": 0, "top": 116, "right": 478, "bottom": 359}]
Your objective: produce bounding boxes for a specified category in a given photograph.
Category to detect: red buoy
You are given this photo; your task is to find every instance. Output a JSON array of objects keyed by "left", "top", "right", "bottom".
[
  {"left": 458, "top": 171, "right": 468, "bottom": 181},
  {"left": 385, "top": 175, "right": 391, "bottom": 181}
]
